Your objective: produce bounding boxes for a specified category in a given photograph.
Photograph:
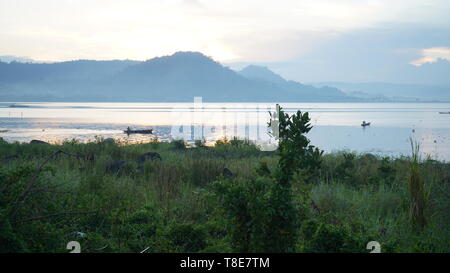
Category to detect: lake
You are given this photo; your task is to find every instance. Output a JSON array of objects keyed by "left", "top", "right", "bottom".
[{"left": 1, "top": 102, "right": 449, "bottom": 160}]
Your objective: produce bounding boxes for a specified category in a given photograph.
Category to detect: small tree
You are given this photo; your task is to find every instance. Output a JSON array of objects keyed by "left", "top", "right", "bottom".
[
  {"left": 270, "top": 104, "right": 323, "bottom": 186},
  {"left": 214, "top": 105, "right": 323, "bottom": 252},
  {"left": 267, "top": 105, "right": 323, "bottom": 251}
]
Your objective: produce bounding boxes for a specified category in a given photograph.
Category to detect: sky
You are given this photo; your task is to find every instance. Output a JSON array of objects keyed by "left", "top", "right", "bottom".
[{"left": 1, "top": 0, "right": 449, "bottom": 84}]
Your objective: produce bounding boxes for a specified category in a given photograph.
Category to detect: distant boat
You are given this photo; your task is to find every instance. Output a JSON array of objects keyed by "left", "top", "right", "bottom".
[
  {"left": 361, "top": 121, "right": 371, "bottom": 127},
  {"left": 9, "top": 104, "right": 30, "bottom": 108},
  {"left": 438, "top": 111, "right": 450, "bottom": 114},
  {"left": 124, "top": 127, "right": 153, "bottom": 135}
]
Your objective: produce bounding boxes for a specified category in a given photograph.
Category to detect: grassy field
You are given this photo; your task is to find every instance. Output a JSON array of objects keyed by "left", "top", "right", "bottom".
[{"left": 1, "top": 135, "right": 449, "bottom": 253}]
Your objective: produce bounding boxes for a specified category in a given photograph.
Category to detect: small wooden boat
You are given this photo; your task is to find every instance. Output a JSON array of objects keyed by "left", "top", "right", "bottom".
[
  {"left": 124, "top": 127, "right": 153, "bottom": 135},
  {"left": 361, "top": 121, "right": 371, "bottom": 127},
  {"left": 438, "top": 111, "right": 450, "bottom": 114}
]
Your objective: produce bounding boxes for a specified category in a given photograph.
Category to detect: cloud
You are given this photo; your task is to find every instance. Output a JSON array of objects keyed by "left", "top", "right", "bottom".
[
  {"left": 0, "top": 0, "right": 449, "bottom": 72},
  {"left": 410, "top": 47, "right": 450, "bottom": 66},
  {"left": 224, "top": 25, "right": 450, "bottom": 84},
  {"left": 182, "top": 0, "right": 203, "bottom": 8}
]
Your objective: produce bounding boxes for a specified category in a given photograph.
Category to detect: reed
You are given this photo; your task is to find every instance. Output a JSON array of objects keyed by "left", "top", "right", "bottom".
[{"left": 408, "top": 138, "right": 427, "bottom": 230}]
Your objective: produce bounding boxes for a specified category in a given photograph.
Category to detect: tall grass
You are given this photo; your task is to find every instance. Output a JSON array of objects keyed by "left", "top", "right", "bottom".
[
  {"left": 408, "top": 138, "right": 427, "bottom": 230},
  {"left": 0, "top": 137, "right": 449, "bottom": 252}
]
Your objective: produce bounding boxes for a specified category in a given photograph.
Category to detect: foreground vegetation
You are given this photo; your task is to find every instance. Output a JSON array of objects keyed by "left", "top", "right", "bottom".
[{"left": 0, "top": 111, "right": 449, "bottom": 253}]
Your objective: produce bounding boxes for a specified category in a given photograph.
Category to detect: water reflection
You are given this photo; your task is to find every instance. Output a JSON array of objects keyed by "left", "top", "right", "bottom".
[{"left": 0, "top": 102, "right": 449, "bottom": 160}]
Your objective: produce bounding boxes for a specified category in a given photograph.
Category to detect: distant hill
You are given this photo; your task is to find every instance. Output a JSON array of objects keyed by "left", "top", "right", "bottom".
[
  {"left": 0, "top": 51, "right": 357, "bottom": 102},
  {"left": 237, "top": 65, "right": 352, "bottom": 102},
  {"left": 0, "top": 59, "right": 139, "bottom": 82},
  {"left": 0, "top": 55, "right": 35, "bottom": 63},
  {"left": 238, "top": 65, "right": 286, "bottom": 84},
  {"left": 311, "top": 81, "right": 450, "bottom": 102}
]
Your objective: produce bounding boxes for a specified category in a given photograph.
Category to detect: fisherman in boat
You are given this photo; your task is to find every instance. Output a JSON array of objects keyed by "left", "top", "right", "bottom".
[
  {"left": 124, "top": 127, "right": 153, "bottom": 135},
  {"left": 361, "top": 120, "right": 370, "bottom": 127}
]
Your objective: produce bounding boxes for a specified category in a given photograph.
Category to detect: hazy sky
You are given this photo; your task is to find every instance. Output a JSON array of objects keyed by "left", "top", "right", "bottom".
[{"left": 1, "top": 0, "right": 449, "bottom": 83}]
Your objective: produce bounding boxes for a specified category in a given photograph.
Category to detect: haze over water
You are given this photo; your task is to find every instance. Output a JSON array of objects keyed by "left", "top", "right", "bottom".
[{"left": 1, "top": 102, "right": 449, "bottom": 160}]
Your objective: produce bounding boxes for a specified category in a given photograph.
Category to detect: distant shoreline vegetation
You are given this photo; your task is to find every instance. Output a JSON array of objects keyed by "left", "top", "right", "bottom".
[{"left": 2, "top": 99, "right": 450, "bottom": 103}]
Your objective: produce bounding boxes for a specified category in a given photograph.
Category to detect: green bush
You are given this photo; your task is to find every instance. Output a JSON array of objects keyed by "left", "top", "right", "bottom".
[
  {"left": 0, "top": 213, "right": 26, "bottom": 253},
  {"left": 334, "top": 152, "right": 356, "bottom": 184},
  {"left": 212, "top": 177, "right": 276, "bottom": 252},
  {"left": 378, "top": 157, "right": 396, "bottom": 184},
  {"left": 166, "top": 222, "right": 207, "bottom": 252},
  {"left": 170, "top": 139, "right": 186, "bottom": 150},
  {"left": 300, "top": 219, "right": 365, "bottom": 253}
]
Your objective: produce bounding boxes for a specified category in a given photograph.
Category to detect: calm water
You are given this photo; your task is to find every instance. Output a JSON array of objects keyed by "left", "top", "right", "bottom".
[{"left": 1, "top": 102, "right": 449, "bottom": 160}]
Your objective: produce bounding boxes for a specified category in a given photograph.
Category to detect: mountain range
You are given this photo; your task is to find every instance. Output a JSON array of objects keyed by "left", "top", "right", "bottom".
[
  {"left": 310, "top": 81, "right": 450, "bottom": 102},
  {"left": 0, "top": 52, "right": 356, "bottom": 102}
]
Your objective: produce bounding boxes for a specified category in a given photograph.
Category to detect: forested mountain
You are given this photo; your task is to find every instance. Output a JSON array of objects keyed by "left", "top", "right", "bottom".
[{"left": 0, "top": 52, "right": 356, "bottom": 102}]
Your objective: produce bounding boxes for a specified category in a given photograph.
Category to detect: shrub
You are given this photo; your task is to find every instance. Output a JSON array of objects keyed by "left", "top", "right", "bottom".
[
  {"left": 334, "top": 152, "right": 356, "bottom": 184},
  {"left": 213, "top": 106, "right": 324, "bottom": 253},
  {"left": 166, "top": 222, "right": 207, "bottom": 252},
  {"left": 170, "top": 139, "right": 186, "bottom": 150},
  {"left": 0, "top": 213, "right": 26, "bottom": 253},
  {"left": 300, "top": 219, "right": 365, "bottom": 253},
  {"left": 378, "top": 157, "right": 396, "bottom": 184},
  {"left": 256, "top": 160, "right": 271, "bottom": 177},
  {"left": 269, "top": 105, "right": 322, "bottom": 251},
  {"left": 212, "top": 177, "right": 274, "bottom": 252}
]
